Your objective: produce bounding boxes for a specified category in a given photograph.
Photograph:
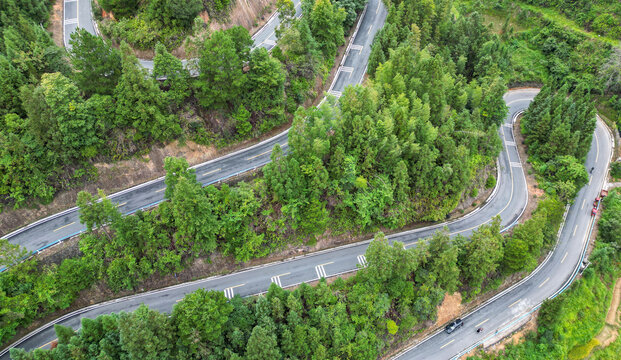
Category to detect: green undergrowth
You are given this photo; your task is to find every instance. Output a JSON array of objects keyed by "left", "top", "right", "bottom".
[
  {"left": 468, "top": 188, "right": 621, "bottom": 360},
  {"left": 590, "top": 332, "right": 621, "bottom": 359},
  {"left": 516, "top": 2, "right": 620, "bottom": 46}
]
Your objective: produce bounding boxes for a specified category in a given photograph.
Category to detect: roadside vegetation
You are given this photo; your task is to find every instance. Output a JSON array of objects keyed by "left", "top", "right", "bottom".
[
  {"left": 520, "top": 0, "right": 621, "bottom": 41},
  {"left": 474, "top": 0, "right": 621, "bottom": 131},
  {"left": 97, "top": 0, "right": 368, "bottom": 51},
  {"left": 468, "top": 188, "right": 621, "bottom": 360},
  {"left": 96, "top": 0, "right": 229, "bottom": 50}
]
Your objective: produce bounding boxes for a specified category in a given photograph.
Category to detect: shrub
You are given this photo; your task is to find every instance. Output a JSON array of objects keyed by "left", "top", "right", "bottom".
[
  {"left": 568, "top": 338, "right": 600, "bottom": 360},
  {"left": 610, "top": 161, "right": 621, "bottom": 179},
  {"left": 485, "top": 174, "right": 497, "bottom": 189}
]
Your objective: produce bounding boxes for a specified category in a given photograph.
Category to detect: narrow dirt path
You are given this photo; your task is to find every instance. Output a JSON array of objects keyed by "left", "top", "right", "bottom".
[{"left": 595, "top": 278, "right": 621, "bottom": 348}]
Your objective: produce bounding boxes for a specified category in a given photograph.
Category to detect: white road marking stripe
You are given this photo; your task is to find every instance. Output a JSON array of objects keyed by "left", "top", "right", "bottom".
[
  {"left": 505, "top": 141, "right": 516, "bottom": 146},
  {"left": 357, "top": 255, "right": 367, "bottom": 267},
  {"left": 340, "top": 66, "right": 354, "bottom": 72},
  {"left": 573, "top": 225, "right": 578, "bottom": 236},
  {"left": 270, "top": 276, "right": 282, "bottom": 287},
  {"left": 315, "top": 262, "right": 332, "bottom": 278},
  {"left": 315, "top": 265, "right": 324, "bottom": 278},
  {"left": 510, "top": 162, "right": 522, "bottom": 168},
  {"left": 270, "top": 272, "right": 289, "bottom": 287},
  {"left": 64, "top": 18, "right": 78, "bottom": 25},
  {"left": 561, "top": 251, "right": 568, "bottom": 263},
  {"left": 367, "top": 25, "right": 373, "bottom": 35},
  {"left": 224, "top": 284, "right": 244, "bottom": 299},
  {"left": 581, "top": 199, "right": 585, "bottom": 209}
]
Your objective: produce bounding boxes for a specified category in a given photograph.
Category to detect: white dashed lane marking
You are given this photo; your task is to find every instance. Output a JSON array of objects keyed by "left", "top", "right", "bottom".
[{"left": 357, "top": 255, "right": 367, "bottom": 267}]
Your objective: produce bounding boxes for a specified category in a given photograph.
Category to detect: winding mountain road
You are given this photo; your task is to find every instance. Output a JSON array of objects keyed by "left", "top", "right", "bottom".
[
  {"left": 1, "top": 1, "right": 613, "bottom": 359},
  {"left": 2, "top": 87, "right": 540, "bottom": 358}
]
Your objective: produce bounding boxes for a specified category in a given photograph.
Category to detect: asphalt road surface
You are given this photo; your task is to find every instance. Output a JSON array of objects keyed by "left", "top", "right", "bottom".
[
  {"left": 1, "top": 87, "right": 536, "bottom": 359},
  {"left": 5, "top": 0, "right": 387, "bottom": 255}
]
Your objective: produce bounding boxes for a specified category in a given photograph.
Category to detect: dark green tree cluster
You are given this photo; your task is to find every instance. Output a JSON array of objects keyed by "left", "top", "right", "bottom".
[
  {"left": 334, "top": 0, "right": 366, "bottom": 28},
  {"left": 0, "top": 27, "right": 181, "bottom": 208},
  {"left": 598, "top": 188, "right": 621, "bottom": 248},
  {"left": 264, "top": 8, "right": 508, "bottom": 234},
  {"left": 74, "top": 157, "right": 270, "bottom": 293},
  {"left": 146, "top": 0, "right": 203, "bottom": 29},
  {"left": 521, "top": 85, "right": 595, "bottom": 202},
  {"left": 1, "top": 0, "right": 363, "bottom": 208}
]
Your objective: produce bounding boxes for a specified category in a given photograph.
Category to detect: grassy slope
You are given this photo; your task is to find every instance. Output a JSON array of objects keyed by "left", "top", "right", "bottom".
[{"left": 516, "top": 2, "right": 620, "bottom": 47}]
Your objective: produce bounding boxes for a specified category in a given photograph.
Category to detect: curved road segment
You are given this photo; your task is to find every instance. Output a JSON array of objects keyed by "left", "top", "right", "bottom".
[{"left": 4, "top": 0, "right": 387, "bottom": 255}]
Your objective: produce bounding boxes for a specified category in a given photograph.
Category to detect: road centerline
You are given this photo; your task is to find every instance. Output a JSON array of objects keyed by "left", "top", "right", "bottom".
[
  {"left": 440, "top": 339, "right": 454, "bottom": 349},
  {"left": 508, "top": 299, "right": 521, "bottom": 308},
  {"left": 53, "top": 222, "right": 75, "bottom": 232}
]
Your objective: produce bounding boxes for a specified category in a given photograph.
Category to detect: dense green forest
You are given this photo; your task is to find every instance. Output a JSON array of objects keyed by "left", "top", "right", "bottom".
[
  {"left": 475, "top": 0, "right": 621, "bottom": 129},
  {"left": 0, "top": 0, "right": 520, "bottom": 348},
  {"left": 468, "top": 188, "right": 621, "bottom": 360},
  {"left": 521, "top": 85, "right": 594, "bottom": 202},
  {"left": 0, "top": 0, "right": 352, "bottom": 209}
]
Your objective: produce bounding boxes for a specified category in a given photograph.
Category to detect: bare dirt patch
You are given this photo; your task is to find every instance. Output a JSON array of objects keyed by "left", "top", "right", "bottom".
[
  {"left": 48, "top": 0, "right": 64, "bottom": 47},
  {"left": 102, "top": 0, "right": 278, "bottom": 59},
  {"left": 595, "top": 278, "right": 621, "bottom": 348},
  {"left": 436, "top": 293, "right": 465, "bottom": 326},
  {"left": 209, "top": 0, "right": 277, "bottom": 35}
]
